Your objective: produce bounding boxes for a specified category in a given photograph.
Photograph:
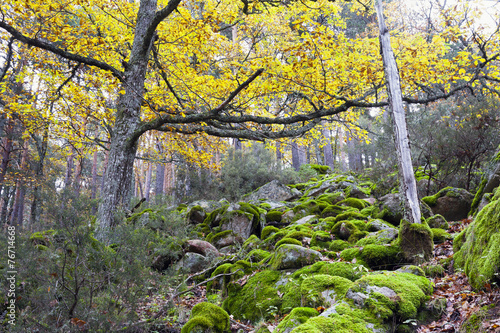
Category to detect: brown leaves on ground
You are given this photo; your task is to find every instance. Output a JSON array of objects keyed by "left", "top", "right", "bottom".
[{"left": 418, "top": 218, "right": 500, "bottom": 333}]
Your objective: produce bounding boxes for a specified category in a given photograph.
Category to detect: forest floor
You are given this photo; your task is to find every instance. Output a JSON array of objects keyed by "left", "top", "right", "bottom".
[{"left": 139, "top": 217, "right": 500, "bottom": 333}]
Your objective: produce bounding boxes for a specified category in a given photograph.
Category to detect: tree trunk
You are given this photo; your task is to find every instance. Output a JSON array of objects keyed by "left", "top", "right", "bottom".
[
  {"left": 145, "top": 163, "right": 152, "bottom": 202},
  {"left": 322, "top": 121, "right": 335, "bottom": 170},
  {"left": 375, "top": 0, "right": 432, "bottom": 262},
  {"left": 0, "top": 118, "right": 14, "bottom": 185},
  {"left": 91, "top": 150, "right": 98, "bottom": 215},
  {"left": 96, "top": 0, "right": 158, "bottom": 240},
  {"left": 291, "top": 142, "right": 301, "bottom": 171}
]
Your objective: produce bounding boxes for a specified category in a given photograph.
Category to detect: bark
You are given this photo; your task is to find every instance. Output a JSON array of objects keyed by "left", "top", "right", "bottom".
[
  {"left": 322, "top": 121, "right": 335, "bottom": 170},
  {"left": 11, "top": 142, "right": 28, "bottom": 226},
  {"left": 64, "top": 152, "right": 74, "bottom": 189},
  {"left": 375, "top": 0, "right": 431, "bottom": 262},
  {"left": 376, "top": 0, "right": 420, "bottom": 225},
  {"left": 0, "top": 119, "right": 14, "bottom": 185},
  {"left": 145, "top": 163, "right": 152, "bottom": 201},
  {"left": 91, "top": 150, "right": 98, "bottom": 214},
  {"left": 96, "top": 0, "right": 164, "bottom": 240},
  {"left": 234, "top": 138, "right": 242, "bottom": 150},
  {"left": 291, "top": 142, "right": 301, "bottom": 171}
]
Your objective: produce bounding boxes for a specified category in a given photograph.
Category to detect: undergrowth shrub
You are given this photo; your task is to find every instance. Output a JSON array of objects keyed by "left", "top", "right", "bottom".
[{"left": 2, "top": 192, "right": 189, "bottom": 332}]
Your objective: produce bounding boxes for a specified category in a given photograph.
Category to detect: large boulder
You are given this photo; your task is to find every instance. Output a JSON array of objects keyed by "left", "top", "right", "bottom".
[
  {"left": 243, "top": 180, "right": 296, "bottom": 202},
  {"left": 422, "top": 187, "right": 474, "bottom": 221},
  {"left": 454, "top": 187, "right": 500, "bottom": 289},
  {"left": 218, "top": 203, "right": 262, "bottom": 239}
]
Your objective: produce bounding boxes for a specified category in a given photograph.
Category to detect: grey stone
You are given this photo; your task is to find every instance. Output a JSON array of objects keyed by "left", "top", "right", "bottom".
[
  {"left": 270, "top": 244, "right": 322, "bottom": 270},
  {"left": 243, "top": 180, "right": 296, "bottom": 202}
]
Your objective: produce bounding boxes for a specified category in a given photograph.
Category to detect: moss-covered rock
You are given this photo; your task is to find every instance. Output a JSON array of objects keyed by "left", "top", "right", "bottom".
[
  {"left": 310, "top": 230, "right": 332, "bottom": 248},
  {"left": 346, "top": 271, "right": 433, "bottom": 321},
  {"left": 269, "top": 244, "right": 323, "bottom": 270},
  {"left": 276, "top": 307, "right": 319, "bottom": 333},
  {"left": 261, "top": 226, "right": 280, "bottom": 240},
  {"left": 338, "top": 198, "right": 368, "bottom": 210},
  {"left": 431, "top": 228, "right": 451, "bottom": 244},
  {"left": 300, "top": 275, "right": 353, "bottom": 307},
  {"left": 223, "top": 270, "right": 283, "bottom": 322},
  {"left": 425, "top": 214, "right": 449, "bottom": 229},
  {"left": 398, "top": 220, "right": 434, "bottom": 264},
  {"left": 359, "top": 244, "right": 404, "bottom": 270},
  {"left": 355, "top": 228, "right": 398, "bottom": 246},
  {"left": 245, "top": 249, "right": 271, "bottom": 263},
  {"left": 329, "top": 240, "right": 350, "bottom": 252},
  {"left": 331, "top": 221, "right": 359, "bottom": 241},
  {"left": 276, "top": 237, "right": 303, "bottom": 247},
  {"left": 181, "top": 302, "right": 230, "bottom": 333},
  {"left": 266, "top": 210, "right": 283, "bottom": 222},
  {"left": 454, "top": 187, "right": 500, "bottom": 289},
  {"left": 290, "top": 314, "right": 372, "bottom": 333},
  {"left": 422, "top": 187, "right": 474, "bottom": 222}
]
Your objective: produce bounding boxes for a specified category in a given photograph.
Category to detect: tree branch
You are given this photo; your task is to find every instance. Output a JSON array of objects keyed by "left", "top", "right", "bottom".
[{"left": 0, "top": 21, "right": 123, "bottom": 80}]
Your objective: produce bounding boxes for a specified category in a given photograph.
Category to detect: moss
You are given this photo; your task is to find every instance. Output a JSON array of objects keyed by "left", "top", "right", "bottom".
[
  {"left": 334, "top": 211, "right": 367, "bottom": 222},
  {"left": 338, "top": 198, "right": 368, "bottom": 210},
  {"left": 290, "top": 313, "right": 372, "bottom": 333},
  {"left": 276, "top": 307, "right": 319, "bottom": 333},
  {"left": 360, "top": 244, "right": 404, "bottom": 270},
  {"left": 348, "top": 230, "right": 368, "bottom": 243},
  {"left": 422, "top": 264, "right": 445, "bottom": 277},
  {"left": 425, "top": 214, "right": 449, "bottom": 229},
  {"left": 454, "top": 187, "right": 500, "bottom": 289},
  {"left": 266, "top": 210, "right": 283, "bottom": 223},
  {"left": 29, "top": 229, "right": 57, "bottom": 247},
  {"left": 351, "top": 271, "right": 432, "bottom": 320},
  {"left": 223, "top": 270, "right": 283, "bottom": 322},
  {"left": 261, "top": 226, "right": 280, "bottom": 240},
  {"left": 207, "top": 263, "right": 233, "bottom": 291},
  {"left": 311, "top": 230, "right": 332, "bottom": 247},
  {"left": 350, "top": 219, "right": 368, "bottom": 231},
  {"left": 308, "top": 164, "right": 331, "bottom": 175},
  {"left": 430, "top": 228, "right": 451, "bottom": 244},
  {"left": 286, "top": 230, "right": 313, "bottom": 240},
  {"left": 317, "top": 192, "right": 344, "bottom": 205},
  {"left": 321, "top": 204, "right": 350, "bottom": 218},
  {"left": 260, "top": 203, "right": 272, "bottom": 210},
  {"left": 453, "top": 229, "right": 467, "bottom": 252},
  {"left": 245, "top": 249, "right": 271, "bottom": 263},
  {"left": 469, "top": 176, "right": 488, "bottom": 216},
  {"left": 398, "top": 220, "right": 434, "bottom": 264},
  {"left": 276, "top": 237, "right": 302, "bottom": 247},
  {"left": 300, "top": 275, "right": 354, "bottom": 307},
  {"left": 329, "top": 240, "right": 350, "bottom": 252},
  {"left": 460, "top": 304, "right": 495, "bottom": 333},
  {"left": 242, "top": 234, "right": 261, "bottom": 252},
  {"left": 340, "top": 247, "right": 362, "bottom": 262},
  {"left": 331, "top": 221, "right": 359, "bottom": 241},
  {"left": 360, "top": 205, "right": 379, "bottom": 218},
  {"left": 207, "top": 230, "right": 233, "bottom": 244},
  {"left": 181, "top": 302, "right": 230, "bottom": 333}
]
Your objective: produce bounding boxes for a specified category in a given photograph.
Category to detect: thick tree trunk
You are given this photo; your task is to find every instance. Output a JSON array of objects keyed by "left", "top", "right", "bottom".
[
  {"left": 91, "top": 150, "right": 98, "bottom": 215},
  {"left": 375, "top": 0, "right": 432, "bottom": 262},
  {"left": 96, "top": 0, "right": 158, "bottom": 240}
]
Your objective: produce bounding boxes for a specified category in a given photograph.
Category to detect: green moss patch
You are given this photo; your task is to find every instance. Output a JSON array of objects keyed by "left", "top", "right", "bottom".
[
  {"left": 454, "top": 187, "right": 500, "bottom": 289},
  {"left": 276, "top": 307, "right": 319, "bottom": 333},
  {"left": 181, "top": 302, "right": 230, "bottom": 333}
]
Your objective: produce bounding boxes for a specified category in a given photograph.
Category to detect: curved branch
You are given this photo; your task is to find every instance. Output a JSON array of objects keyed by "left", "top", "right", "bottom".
[{"left": 0, "top": 21, "right": 123, "bottom": 80}]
